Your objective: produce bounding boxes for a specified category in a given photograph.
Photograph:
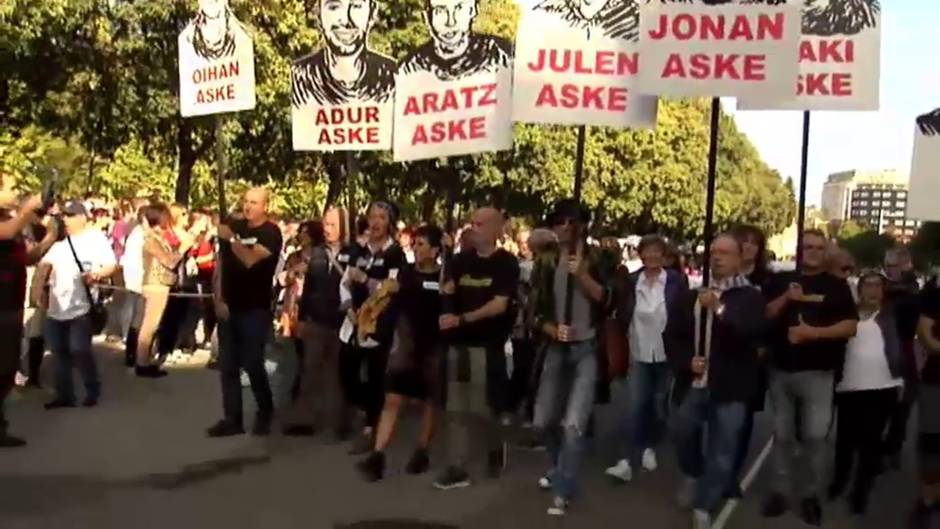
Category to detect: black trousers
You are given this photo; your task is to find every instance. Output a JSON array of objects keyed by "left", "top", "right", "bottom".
[
  {"left": 339, "top": 343, "right": 390, "bottom": 429},
  {"left": 884, "top": 396, "right": 914, "bottom": 457},
  {"left": 833, "top": 388, "right": 897, "bottom": 500}
]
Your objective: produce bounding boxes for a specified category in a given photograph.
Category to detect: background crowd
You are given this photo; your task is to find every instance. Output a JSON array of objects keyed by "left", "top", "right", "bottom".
[{"left": 2, "top": 178, "right": 940, "bottom": 529}]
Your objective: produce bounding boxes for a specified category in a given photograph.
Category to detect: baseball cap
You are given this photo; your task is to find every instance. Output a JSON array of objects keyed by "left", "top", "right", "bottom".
[{"left": 62, "top": 200, "right": 88, "bottom": 217}]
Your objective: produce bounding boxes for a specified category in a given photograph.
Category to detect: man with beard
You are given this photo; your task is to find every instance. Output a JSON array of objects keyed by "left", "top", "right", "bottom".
[
  {"left": 181, "top": 0, "right": 243, "bottom": 61},
  {"left": 533, "top": 0, "right": 640, "bottom": 41},
  {"left": 398, "top": 0, "right": 513, "bottom": 82},
  {"left": 292, "top": 0, "right": 395, "bottom": 106}
]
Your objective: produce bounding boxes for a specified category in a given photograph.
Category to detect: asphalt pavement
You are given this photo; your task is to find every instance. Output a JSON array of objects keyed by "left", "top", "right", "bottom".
[{"left": 0, "top": 341, "right": 926, "bottom": 529}]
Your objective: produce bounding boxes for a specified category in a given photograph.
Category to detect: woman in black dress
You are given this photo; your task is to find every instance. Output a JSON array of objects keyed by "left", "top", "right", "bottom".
[{"left": 356, "top": 225, "right": 445, "bottom": 482}]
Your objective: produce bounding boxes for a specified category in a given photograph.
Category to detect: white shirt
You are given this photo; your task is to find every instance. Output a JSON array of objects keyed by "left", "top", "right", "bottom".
[
  {"left": 41, "top": 228, "right": 116, "bottom": 321},
  {"left": 837, "top": 311, "right": 903, "bottom": 392},
  {"left": 120, "top": 226, "right": 144, "bottom": 293},
  {"left": 630, "top": 269, "right": 668, "bottom": 363}
]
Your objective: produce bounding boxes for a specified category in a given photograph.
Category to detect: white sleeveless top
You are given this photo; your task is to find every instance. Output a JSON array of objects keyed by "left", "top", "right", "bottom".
[{"left": 837, "top": 312, "right": 903, "bottom": 393}]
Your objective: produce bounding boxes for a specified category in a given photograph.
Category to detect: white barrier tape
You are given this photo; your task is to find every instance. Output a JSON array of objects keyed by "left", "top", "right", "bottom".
[{"left": 93, "top": 283, "right": 214, "bottom": 299}]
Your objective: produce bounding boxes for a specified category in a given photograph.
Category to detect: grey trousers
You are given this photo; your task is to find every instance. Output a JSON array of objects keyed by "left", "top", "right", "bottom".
[
  {"left": 443, "top": 344, "right": 509, "bottom": 470},
  {"left": 769, "top": 369, "right": 835, "bottom": 498}
]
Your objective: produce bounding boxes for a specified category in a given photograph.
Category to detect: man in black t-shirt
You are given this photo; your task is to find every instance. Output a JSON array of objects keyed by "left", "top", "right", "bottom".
[
  {"left": 434, "top": 206, "right": 519, "bottom": 490},
  {"left": 762, "top": 231, "right": 859, "bottom": 525},
  {"left": 208, "top": 188, "right": 283, "bottom": 438}
]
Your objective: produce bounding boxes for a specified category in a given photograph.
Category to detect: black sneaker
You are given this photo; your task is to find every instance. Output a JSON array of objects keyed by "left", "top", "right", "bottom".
[
  {"left": 135, "top": 365, "right": 168, "bottom": 378},
  {"left": 356, "top": 451, "right": 386, "bottom": 482},
  {"left": 44, "top": 398, "right": 76, "bottom": 410},
  {"left": 207, "top": 420, "right": 245, "bottom": 438},
  {"left": 762, "top": 492, "right": 788, "bottom": 518},
  {"left": 433, "top": 466, "right": 471, "bottom": 490},
  {"left": 252, "top": 415, "right": 272, "bottom": 437},
  {"left": 82, "top": 396, "right": 98, "bottom": 408},
  {"left": 849, "top": 492, "right": 868, "bottom": 516},
  {"left": 282, "top": 425, "right": 316, "bottom": 437},
  {"left": 800, "top": 497, "right": 823, "bottom": 526},
  {"left": 0, "top": 434, "right": 26, "bottom": 448},
  {"left": 405, "top": 448, "right": 430, "bottom": 475},
  {"left": 827, "top": 481, "right": 845, "bottom": 501},
  {"left": 487, "top": 446, "right": 506, "bottom": 478}
]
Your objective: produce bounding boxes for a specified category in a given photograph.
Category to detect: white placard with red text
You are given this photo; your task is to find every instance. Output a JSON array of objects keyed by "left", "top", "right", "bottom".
[
  {"left": 908, "top": 113, "right": 940, "bottom": 222},
  {"left": 178, "top": 17, "right": 256, "bottom": 117},
  {"left": 393, "top": 69, "right": 513, "bottom": 162},
  {"left": 738, "top": 7, "right": 881, "bottom": 110},
  {"left": 292, "top": 103, "right": 393, "bottom": 151},
  {"left": 637, "top": 2, "right": 801, "bottom": 98},
  {"left": 512, "top": 12, "right": 657, "bottom": 128}
]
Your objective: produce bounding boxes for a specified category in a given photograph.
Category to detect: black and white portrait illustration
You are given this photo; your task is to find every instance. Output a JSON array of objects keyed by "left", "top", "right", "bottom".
[
  {"left": 802, "top": 0, "right": 879, "bottom": 37},
  {"left": 291, "top": 0, "right": 396, "bottom": 106},
  {"left": 532, "top": 0, "right": 640, "bottom": 41},
  {"left": 397, "top": 0, "right": 513, "bottom": 82},
  {"left": 180, "top": 0, "right": 247, "bottom": 61},
  {"left": 178, "top": 0, "right": 256, "bottom": 117},
  {"left": 918, "top": 108, "right": 940, "bottom": 137}
]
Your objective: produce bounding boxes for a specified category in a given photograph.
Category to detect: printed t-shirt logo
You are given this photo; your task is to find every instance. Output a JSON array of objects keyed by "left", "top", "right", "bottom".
[{"left": 459, "top": 276, "right": 493, "bottom": 288}]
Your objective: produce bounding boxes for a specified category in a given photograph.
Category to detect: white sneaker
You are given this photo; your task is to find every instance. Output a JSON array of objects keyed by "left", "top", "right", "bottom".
[
  {"left": 677, "top": 475, "right": 696, "bottom": 509},
  {"left": 693, "top": 509, "right": 711, "bottom": 529},
  {"left": 605, "top": 459, "right": 633, "bottom": 483},
  {"left": 642, "top": 448, "right": 658, "bottom": 472},
  {"left": 547, "top": 496, "right": 568, "bottom": 516},
  {"left": 538, "top": 475, "right": 552, "bottom": 491}
]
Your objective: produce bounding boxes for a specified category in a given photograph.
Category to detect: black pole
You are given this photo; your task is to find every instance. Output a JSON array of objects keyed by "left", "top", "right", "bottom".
[
  {"left": 696, "top": 97, "right": 721, "bottom": 363},
  {"left": 795, "top": 110, "right": 811, "bottom": 268},
  {"left": 701, "top": 97, "right": 721, "bottom": 285},
  {"left": 565, "top": 125, "right": 588, "bottom": 327},
  {"left": 573, "top": 125, "right": 586, "bottom": 204},
  {"left": 214, "top": 114, "right": 228, "bottom": 217}
]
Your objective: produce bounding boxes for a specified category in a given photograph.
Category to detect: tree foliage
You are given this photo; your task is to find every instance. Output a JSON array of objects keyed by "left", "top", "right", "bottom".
[{"left": 1, "top": 0, "right": 795, "bottom": 240}]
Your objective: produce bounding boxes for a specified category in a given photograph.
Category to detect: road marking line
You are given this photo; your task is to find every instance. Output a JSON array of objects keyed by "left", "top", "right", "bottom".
[{"left": 713, "top": 436, "right": 775, "bottom": 529}]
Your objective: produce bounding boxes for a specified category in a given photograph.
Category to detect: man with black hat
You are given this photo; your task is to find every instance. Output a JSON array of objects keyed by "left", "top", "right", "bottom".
[
  {"left": 529, "top": 199, "right": 613, "bottom": 515},
  {"left": 39, "top": 200, "right": 116, "bottom": 410},
  {"left": 0, "top": 182, "right": 56, "bottom": 446},
  {"left": 434, "top": 206, "right": 519, "bottom": 490}
]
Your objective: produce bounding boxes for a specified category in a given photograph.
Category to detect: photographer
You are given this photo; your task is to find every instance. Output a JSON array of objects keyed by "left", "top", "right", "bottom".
[
  {"left": 40, "top": 201, "right": 117, "bottom": 410},
  {"left": 1, "top": 179, "right": 57, "bottom": 447}
]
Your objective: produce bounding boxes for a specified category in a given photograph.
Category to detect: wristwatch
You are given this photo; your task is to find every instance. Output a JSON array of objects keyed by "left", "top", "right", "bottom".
[{"left": 457, "top": 314, "right": 467, "bottom": 326}]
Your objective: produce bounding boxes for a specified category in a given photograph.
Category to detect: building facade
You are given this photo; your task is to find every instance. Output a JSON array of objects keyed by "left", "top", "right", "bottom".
[{"left": 820, "top": 169, "right": 921, "bottom": 242}]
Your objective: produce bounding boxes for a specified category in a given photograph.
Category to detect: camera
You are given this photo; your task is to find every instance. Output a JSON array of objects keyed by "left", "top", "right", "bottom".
[{"left": 35, "top": 167, "right": 58, "bottom": 216}]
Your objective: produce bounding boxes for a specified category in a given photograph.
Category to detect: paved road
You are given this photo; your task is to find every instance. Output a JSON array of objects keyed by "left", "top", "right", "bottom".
[{"left": 0, "top": 342, "right": 925, "bottom": 529}]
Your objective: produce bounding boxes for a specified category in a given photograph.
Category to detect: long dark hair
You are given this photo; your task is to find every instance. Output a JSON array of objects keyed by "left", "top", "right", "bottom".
[
  {"left": 731, "top": 224, "right": 768, "bottom": 281},
  {"left": 192, "top": 9, "right": 237, "bottom": 61}
]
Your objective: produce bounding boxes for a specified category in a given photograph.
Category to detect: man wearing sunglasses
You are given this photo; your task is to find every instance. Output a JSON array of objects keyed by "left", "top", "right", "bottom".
[{"left": 762, "top": 229, "right": 859, "bottom": 526}]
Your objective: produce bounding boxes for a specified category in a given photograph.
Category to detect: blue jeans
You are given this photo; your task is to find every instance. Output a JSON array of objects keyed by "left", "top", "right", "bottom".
[
  {"left": 218, "top": 309, "right": 274, "bottom": 425},
  {"left": 673, "top": 388, "right": 747, "bottom": 513},
  {"left": 615, "top": 360, "right": 672, "bottom": 465},
  {"left": 45, "top": 314, "right": 99, "bottom": 403},
  {"left": 534, "top": 340, "right": 598, "bottom": 500}
]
